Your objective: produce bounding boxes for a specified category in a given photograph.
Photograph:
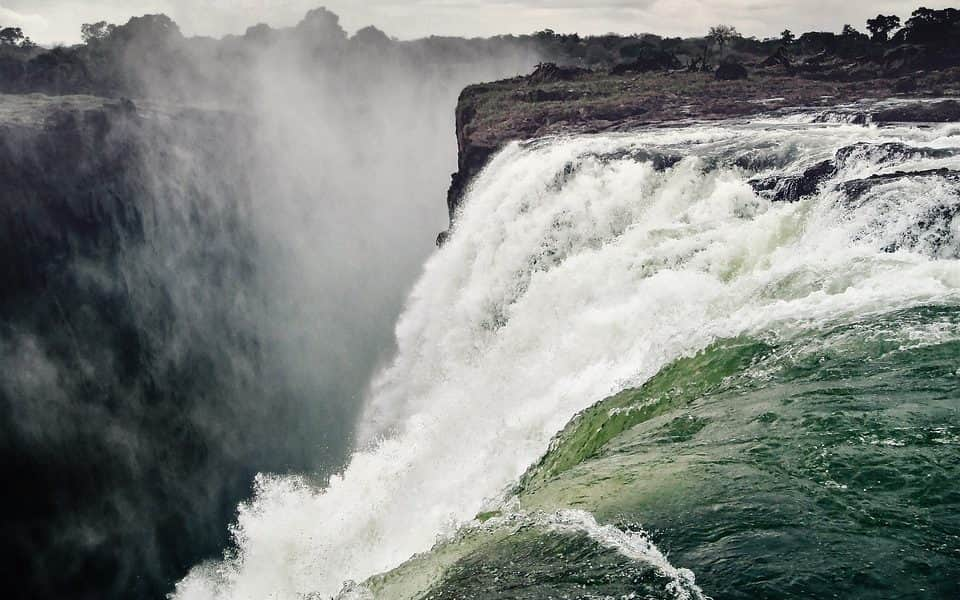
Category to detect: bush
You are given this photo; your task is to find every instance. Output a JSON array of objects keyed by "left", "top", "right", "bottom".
[
  {"left": 715, "top": 61, "right": 748, "bottom": 80},
  {"left": 895, "top": 7, "right": 960, "bottom": 46}
]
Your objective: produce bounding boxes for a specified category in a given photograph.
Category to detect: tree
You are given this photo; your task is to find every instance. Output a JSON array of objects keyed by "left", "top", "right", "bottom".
[
  {"left": 866, "top": 14, "right": 901, "bottom": 42},
  {"left": 841, "top": 24, "right": 860, "bottom": 37},
  {"left": 295, "top": 7, "right": 347, "bottom": 44},
  {"left": 0, "top": 26, "right": 24, "bottom": 46},
  {"left": 897, "top": 7, "right": 960, "bottom": 45},
  {"left": 352, "top": 25, "right": 391, "bottom": 50},
  {"left": 708, "top": 25, "right": 739, "bottom": 57},
  {"left": 780, "top": 29, "right": 795, "bottom": 45},
  {"left": 81, "top": 21, "right": 117, "bottom": 44},
  {"left": 535, "top": 29, "right": 557, "bottom": 41}
]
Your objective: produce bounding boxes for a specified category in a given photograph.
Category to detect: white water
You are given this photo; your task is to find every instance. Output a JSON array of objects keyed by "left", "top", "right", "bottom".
[{"left": 173, "top": 114, "right": 960, "bottom": 599}]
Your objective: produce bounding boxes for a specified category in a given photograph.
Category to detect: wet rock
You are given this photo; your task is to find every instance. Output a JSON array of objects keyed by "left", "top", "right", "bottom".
[
  {"left": 885, "top": 202, "right": 960, "bottom": 257},
  {"left": 752, "top": 141, "right": 960, "bottom": 203},
  {"left": 750, "top": 160, "right": 836, "bottom": 202},
  {"left": 839, "top": 168, "right": 960, "bottom": 202},
  {"left": 835, "top": 141, "right": 958, "bottom": 167},
  {"left": 615, "top": 148, "right": 682, "bottom": 170},
  {"left": 812, "top": 110, "right": 869, "bottom": 125},
  {"left": 872, "top": 100, "right": 960, "bottom": 123},
  {"left": 838, "top": 167, "right": 960, "bottom": 257}
]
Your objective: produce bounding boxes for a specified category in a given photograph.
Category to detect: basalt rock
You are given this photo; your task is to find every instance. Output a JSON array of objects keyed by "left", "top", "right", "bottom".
[
  {"left": 872, "top": 100, "right": 960, "bottom": 123},
  {"left": 0, "top": 93, "right": 288, "bottom": 600},
  {"left": 834, "top": 141, "right": 959, "bottom": 167},
  {"left": 526, "top": 62, "right": 591, "bottom": 84},
  {"left": 748, "top": 140, "right": 960, "bottom": 203},
  {"left": 812, "top": 110, "right": 869, "bottom": 124},
  {"left": 442, "top": 62, "right": 960, "bottom": 239},
  {"left": 839, "top": 168, "right": 960, "bottom": 202},
  {"left": 750, "top": 160, "right": 836, "bottom": 202}
]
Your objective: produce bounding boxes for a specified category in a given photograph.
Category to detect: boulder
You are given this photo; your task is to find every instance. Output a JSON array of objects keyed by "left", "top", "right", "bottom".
[
  {"left": 761, "top": 46, "right": 792, "bottom": 69},
  {"left": 527, "top": 62, "right": 591, "bottom": 84},
  {"left": 715, "top": 62, "right": 748, "bottom": 80},
  {"left": 872, "top": 100, "right": 960, "bottom": 123},
  {"left": 835, "top": 141, "right": 958, "bottom": 167},
  {"left": 750, "top": 160, "right": 835, "bottom": 202},
  {"left": 840, "top": 168, "right": 960, "bottom": 202}
]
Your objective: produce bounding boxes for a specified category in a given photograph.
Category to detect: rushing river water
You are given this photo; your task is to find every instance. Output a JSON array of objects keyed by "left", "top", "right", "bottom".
[{"left": 175, "top": 105, "right": 960, "bottom": 600}]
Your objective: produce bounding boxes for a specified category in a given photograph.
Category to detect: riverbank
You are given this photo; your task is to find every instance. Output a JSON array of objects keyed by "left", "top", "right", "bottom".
[{"left": 442, "top": 63, "right": 960, "bottom": 239}]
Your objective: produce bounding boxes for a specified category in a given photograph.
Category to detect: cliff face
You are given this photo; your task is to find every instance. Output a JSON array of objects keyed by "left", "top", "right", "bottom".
[
  {"left": 441, "top": 63, "right": 960, "bottom": 238},
  {"left": 2, "top": 96, "right": 155, "bottom": 299},
  {"left": 0, "top": 95, "right": 321, "bottom": 600}
]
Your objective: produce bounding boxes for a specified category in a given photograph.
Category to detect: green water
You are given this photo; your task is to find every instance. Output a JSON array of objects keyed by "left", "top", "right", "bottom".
[{"left": 371, "top": 306, "right": 960, "bottom": 599}]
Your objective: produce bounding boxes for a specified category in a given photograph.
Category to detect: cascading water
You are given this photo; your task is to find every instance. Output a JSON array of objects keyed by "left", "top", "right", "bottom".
[{"left": 174, "top": 106, "right": 960, "bottom": 600}]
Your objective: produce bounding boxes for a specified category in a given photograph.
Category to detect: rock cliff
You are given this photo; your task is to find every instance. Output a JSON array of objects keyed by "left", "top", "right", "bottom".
[
  {"left": 441, "top": 64, "right": 960, "bottom": 240},
  {"left": 0, "top": 94, "right": 301, "bottom": 599}
]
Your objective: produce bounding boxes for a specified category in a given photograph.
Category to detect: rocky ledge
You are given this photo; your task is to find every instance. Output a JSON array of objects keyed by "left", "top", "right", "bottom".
[{"left": 440, "top": 63, "right": 960, "bottom": 243}]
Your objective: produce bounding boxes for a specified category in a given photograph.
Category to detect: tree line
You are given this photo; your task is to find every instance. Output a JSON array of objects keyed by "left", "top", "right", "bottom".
[{"left": 0, "top": 5, "right": 958, "bottom": 97}]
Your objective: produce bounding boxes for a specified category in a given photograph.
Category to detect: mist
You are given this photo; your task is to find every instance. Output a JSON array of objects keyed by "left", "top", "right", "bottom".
[{"left": 0, "top": 8, "right": 541, "bottom": 599}]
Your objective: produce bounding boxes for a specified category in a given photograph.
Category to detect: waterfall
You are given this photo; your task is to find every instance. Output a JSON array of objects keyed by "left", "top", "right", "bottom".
[{"left": 173, "top": 110, "right": 960, "bottom": 600}]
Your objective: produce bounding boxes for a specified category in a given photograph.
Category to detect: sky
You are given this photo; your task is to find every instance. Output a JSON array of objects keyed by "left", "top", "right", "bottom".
[{"left": 0, "top": 1, "right": 954, "bottom": 46}]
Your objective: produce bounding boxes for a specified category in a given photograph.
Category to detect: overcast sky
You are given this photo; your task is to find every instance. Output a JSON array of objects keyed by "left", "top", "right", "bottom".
[{"left": 1, "top": 1, "right": 953, "bottom": 46}]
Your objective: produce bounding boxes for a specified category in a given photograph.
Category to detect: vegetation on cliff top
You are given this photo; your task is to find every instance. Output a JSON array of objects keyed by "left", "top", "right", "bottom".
[
  {"left": 2, "top": 6, "right": 959, "bottom": 101},
  {"left": 442, "top": 7, "right": 960, "bottom": 228}
]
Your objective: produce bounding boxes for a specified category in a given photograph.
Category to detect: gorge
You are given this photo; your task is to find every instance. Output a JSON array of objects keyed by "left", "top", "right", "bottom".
[{"left": 1, "top": 6, "right": 959, "bottom": 600}]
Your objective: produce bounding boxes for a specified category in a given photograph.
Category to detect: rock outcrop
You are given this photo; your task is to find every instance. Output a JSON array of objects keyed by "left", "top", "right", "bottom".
[
  {"left": 872, "top": 99, "right": 960, "bottom": 122},
  {"left": 749, "top": 140, "right": 960, "bottom": 203},
  {"left": 440, "top": 64, "right": 960, "bottom": 239},
  {"left": 0, "top": 94, "right": 285, "bottom": 600}
]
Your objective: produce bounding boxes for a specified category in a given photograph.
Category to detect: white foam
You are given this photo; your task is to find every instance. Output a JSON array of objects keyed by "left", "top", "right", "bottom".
[{"left": 173, "top": 119, "right": 960, "bottom": 600}]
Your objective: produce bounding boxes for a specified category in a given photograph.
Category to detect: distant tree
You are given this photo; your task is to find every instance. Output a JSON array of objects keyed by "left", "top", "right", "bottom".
[
  {"left": 352, "top": 25, "right": 391, "bottom": 50},
  {"left": 866, "top": 14, "right": 901, "bottom": 42},
  {"left": 585, "top": 42, "right": 611, "bottom": 65},
  {"left": 115, "top": 14, "right": 182, "bottom": 45},
  {"left": 243, "top": 23, "right": 274, "bottom": 44},
  {"left": 295, "top": 7, "right": 347, "bottom": 44},
  {"left": 81, "top": 21, "right": 117, "bottom": 44},
  {"left": 841, "top": 24, "right": 860, "bottom": 38},
  {"left": 897, "top": 7, "right": 960, "bottom": 45},
  {"left": 0, "top": 26, "right": 24, "bottom": 46},
  {"left": 836, "top": 24, "right": 870, "bottom": 56},
  {"left": 534, "top": 29, "right": 557, "bottom": 41},
  {"left": 798, "top": 31, "right": 838, "bottom": 54},
  {"left": 708, "top": 25, "right": 739, "bottom": 57},
  {"left": 780, "top": 29, "right": 795, "bottom": 45},
  {"left": 619, "top": 42, "right": 646, "bottom": 59}
]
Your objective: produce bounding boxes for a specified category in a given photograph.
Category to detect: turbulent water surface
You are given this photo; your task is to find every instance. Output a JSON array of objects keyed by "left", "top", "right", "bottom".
[{"left": 175, "top": 105, "right": 960, "bottom": 599}]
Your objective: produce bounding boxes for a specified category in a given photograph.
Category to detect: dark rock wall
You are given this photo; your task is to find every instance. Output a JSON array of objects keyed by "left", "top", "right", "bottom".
[{"left": 0, "top": 100, "right": 347, "bottom": 599}]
